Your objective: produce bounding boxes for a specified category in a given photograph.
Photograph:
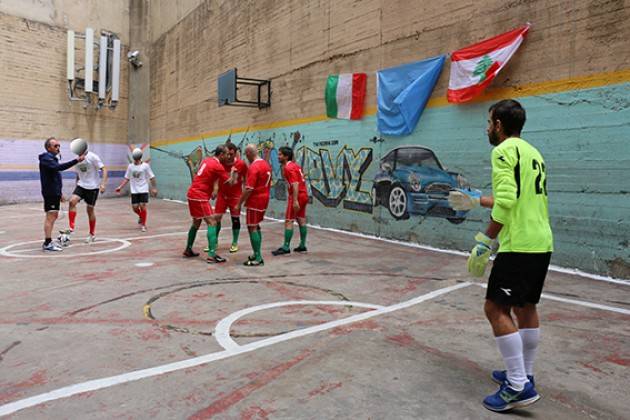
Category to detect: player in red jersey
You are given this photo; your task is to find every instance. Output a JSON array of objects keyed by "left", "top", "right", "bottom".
[
  {"left": 236, "top": 144, "right": 272, "bottom": 266},
  {"left": 183, "top": 145, "right": 230, "bottom": 263},
  {"left": 272, "top": 146, "right": 309, "bottom": 255},
  {"left": 213, "top": 142, "right": 248, "bottom": 253}
]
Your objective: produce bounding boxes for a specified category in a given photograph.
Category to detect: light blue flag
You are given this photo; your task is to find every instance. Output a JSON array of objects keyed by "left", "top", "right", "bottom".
[{"left": 377, "top": 55, "right": 446, "bottom": 136}]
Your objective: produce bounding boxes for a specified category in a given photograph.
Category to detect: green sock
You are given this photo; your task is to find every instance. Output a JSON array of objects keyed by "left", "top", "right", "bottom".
[
  {"left": 283, "top": 228, "right": 293, "bottom": 250},
  {"left": 299, "top": 225, "right": 307, "bottom": 247},
  {"left": 216, "top": 222, "right": 221, "bottom": 239},
  {"left": 207, "top": 225, "right": 218, "bottom": 257},
  {"left": 232, "top": 228, "right": 240, "bottom": 246},
  {"left": 186, "top": 225, "right": 198, "bottom": 249},
  {"left": 250, "top": 230, "right": 262, "bottom": 261}
]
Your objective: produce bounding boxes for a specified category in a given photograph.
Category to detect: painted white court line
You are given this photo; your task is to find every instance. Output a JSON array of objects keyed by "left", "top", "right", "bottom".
[
  {"left": 122, "top": 231, "right": 187, "bottom": 241},
  {"left": 0, "top": 282, "right": 471, "bottom": 417},
  {"left": 214, "top": 300, "right": 385, "bottom": 351},
  {"left": 0, "top": 238, "right": 131, "bottom": 259},
  {"left": 473, "top": 283, "right": 630, "bottom": 315},
  {"left": 134, "top": 262, "right": 154, "bottom": 268},
  {"left": 163, "top": 199, "right": 629, "bottom": 285}
]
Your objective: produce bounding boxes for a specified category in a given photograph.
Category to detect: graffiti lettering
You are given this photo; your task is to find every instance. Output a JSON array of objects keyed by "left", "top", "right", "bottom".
[{"left": 296, "top": 145, "right": 373, "bottom": 213}]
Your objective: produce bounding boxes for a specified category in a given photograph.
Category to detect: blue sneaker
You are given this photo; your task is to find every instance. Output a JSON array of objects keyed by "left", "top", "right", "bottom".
[
  {"left": 492, "top": 370, "right": 535, "bottom": 387},
  {"left": 483, "top": 381, "right": 540, "bottom": 412}
]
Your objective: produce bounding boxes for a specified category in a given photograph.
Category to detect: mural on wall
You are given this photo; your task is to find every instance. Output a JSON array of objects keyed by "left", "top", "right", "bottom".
[
  {"left": 373, "top": 146, "right": 478, "bottom": 224},
  {"left": 151, "top": 131, "right": 479, "bottom": 224}
]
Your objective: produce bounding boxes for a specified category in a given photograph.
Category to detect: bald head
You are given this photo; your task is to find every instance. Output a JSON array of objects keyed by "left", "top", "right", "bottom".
[{"left": 244, "top": 144, "right": 258, "bottom": 163}]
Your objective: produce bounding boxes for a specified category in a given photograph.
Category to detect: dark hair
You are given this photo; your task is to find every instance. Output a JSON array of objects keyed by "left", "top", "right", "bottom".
[
  {"left": 489, "top": 99, "right": 526, "bottom": 137},
  {"left": 44, "top": 137, "right": 56, "bottom": 150},
  {"left": 279, "top": 146, "right": 293, "bottom": 161},
  {"left": 213, "top": 144, "right": 227, "bottom": 156},
  {"left": 225, "top": 142, "right": 239, "bottom": 153}
]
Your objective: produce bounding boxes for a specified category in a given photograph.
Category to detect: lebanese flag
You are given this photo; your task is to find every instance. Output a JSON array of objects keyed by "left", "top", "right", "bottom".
[
  {"left": 447, "top": 25, "right": 530, "bottom": 103},
  {"left": 325, "top": 73, "right": 367, "bottom": 119}
]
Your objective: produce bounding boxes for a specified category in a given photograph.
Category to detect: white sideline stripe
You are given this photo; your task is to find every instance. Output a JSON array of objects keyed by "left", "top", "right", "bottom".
[
  {"left": 214, "top": 300, "right": 385, "bottom": 351},
  {"left": 0, "top": 282, "right": 470, "bottom": 417},
  {"left": 163, "top": 198, "right": 629, "bottom": 286},
  {"left": 473, "top": 283, "right": 630, "bottom": 315}
]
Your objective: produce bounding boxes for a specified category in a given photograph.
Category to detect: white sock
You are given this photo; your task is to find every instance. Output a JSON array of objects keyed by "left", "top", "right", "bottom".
[
  {"left": 519, "top": 328, "right": 540, "bottom": 377},
  {"left": 495, "top": 332, "right": 528, "bottom": 391}
]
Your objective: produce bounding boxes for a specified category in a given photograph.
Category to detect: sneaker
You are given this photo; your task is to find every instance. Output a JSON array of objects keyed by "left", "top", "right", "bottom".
[
  {"left": 42, "top": 242, "right": 63, "bottom": 252},
  {"left": 271, "top": 247, "right": 290, "bottom": 256},
  {"left": 492, "top": 370, "right": 535, "bottom": 387},
  {"left": 140, "top": 225, "right": 147, "bottom": 232},
  {"left": 183, "top": 248, "right": 199, "bottom": 258},
  {"left": 203, "top": 247, "right": 209, "bottom": 252},
  {"left": 85, "top": 235, "right": 96, "bottom": 244},
  {"left": 244, "top": 259, "right": 264, "bottom": 266},
  {"left": 483, "top": 381, "right": 540, "bottom": 412},
  {"left": 207, "top": 255, "right": 227, "bottom": 264},
  {"left": 229, "top": 244, "right": 238, "bottom": 253},
  {"left": 293, "top": 245, "right": 307, "bottom": 253}
]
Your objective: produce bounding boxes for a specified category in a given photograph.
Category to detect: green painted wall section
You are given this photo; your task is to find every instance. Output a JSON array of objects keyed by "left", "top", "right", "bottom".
[{"left": 151, "top": 83, "right": 630, "bottom": 278}]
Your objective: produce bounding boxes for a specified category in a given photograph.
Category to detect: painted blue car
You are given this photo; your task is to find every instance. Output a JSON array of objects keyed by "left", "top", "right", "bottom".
[{"left": 372, "top": 146, "right": 479, "bottom": 223}]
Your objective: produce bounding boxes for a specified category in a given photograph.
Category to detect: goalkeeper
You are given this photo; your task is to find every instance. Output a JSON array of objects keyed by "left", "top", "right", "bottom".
[{"left": 449, "top": 99, "right": 553, "bottom": 412}]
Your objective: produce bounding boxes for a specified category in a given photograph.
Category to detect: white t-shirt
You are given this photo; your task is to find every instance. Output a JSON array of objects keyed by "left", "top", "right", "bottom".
[
  {"left": 125, "top": 162, "right": 155, "bottom": 194},
  {"left": 75, "top": 151, "right": 105, "bottom": 189}
]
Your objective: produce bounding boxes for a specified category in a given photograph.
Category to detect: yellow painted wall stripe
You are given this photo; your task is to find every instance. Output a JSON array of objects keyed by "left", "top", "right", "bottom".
[{"left": 152, "top": 69, "right": 630, "bottom": 148}]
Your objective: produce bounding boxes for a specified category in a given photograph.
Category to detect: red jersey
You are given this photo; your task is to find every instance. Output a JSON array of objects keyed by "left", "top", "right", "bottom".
[
  {"left": 187, "top": 157, "right": 229, "bottom": 200},
  {"left": 245, "top": 158, "right": 272, "bottom": 210},
  {"left": 283, "top": 161, "right": 308, "bottom": 198},
  {"left": 220, "top": 158, "right": 248, "bottom": 198}
]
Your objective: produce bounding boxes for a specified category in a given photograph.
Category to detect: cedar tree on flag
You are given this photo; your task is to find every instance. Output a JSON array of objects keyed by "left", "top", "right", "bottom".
[{"left": 447, "top": 25, "right": 530, "bottom": 103}]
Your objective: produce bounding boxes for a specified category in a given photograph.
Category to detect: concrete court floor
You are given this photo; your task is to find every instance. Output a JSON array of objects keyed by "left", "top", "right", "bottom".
[{"left": 0, "top": 198, "right": 628, "bottom": 419}]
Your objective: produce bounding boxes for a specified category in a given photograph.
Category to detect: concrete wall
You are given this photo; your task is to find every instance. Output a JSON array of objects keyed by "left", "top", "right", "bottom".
[
  {"left": 149, "top": 0, "right": 204, "bottom": 43},
  {"left": 0, "top": 1, "right": 131, "bottom": 203},
  {"left": 148, "top": 0, "right": 630, "bottom": 278}
]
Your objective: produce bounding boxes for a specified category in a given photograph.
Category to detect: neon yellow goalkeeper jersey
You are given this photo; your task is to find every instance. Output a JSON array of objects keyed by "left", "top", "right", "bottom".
[{"left": 491, "top": 137, "right": 553, "bottom": 253}]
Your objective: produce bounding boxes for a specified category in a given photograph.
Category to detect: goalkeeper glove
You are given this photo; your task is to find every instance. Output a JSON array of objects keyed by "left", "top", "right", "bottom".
[
  {"left": 448, "top": 189, "right": 481, "bottom": 211},
  {"left": 467, "top": 232, "right": 494, "bottom": 277}
]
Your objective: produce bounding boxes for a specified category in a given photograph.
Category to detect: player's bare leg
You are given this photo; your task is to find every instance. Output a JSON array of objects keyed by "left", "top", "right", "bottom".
[{"left": 43, "top": 211, "right": 63, "bottom": 251}]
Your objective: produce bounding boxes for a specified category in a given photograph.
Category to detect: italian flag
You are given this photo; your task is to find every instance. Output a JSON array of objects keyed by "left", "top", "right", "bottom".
[
  {"left": 325, "top": 73, "right": 367, "bottom": 120},
  {"left": 447, "top": 25, "right": 530, "bottom": 103}
]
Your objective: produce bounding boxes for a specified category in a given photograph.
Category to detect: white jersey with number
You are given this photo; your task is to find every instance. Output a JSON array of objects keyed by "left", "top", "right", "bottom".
[
  {"left": 75, "top": 151, "right": 105, "bottom": 189},
  {"left": 125, "top": 162, "right": 155, "bottom": 194}
]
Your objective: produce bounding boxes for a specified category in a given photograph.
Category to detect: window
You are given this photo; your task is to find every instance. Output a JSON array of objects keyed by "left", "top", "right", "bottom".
[{"left": 396, "top": 148, "right": 442, "bottom": 170}]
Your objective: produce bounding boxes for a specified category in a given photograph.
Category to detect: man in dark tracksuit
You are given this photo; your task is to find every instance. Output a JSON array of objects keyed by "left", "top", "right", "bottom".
[{"left": 39, "top": 137, "right": 84, "bottom": 251}]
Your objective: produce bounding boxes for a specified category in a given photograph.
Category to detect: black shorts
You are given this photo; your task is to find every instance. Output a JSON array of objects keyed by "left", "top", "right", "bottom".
[
  {"left": 73, "top": 186, "right": 100, "bottom": 207},
  {"left": 43, "top": 195, "right": 61, "bottom": 212},
  {"left": 486, "top": 252, "right": 552, "bottom": 307},
  {"left": 131, "top": 193, "right": 149, "bottom": 205}
]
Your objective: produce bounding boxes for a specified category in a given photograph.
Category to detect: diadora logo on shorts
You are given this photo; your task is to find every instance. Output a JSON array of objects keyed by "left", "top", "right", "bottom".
[{"left": 500, "top": 288, "right": 512, "bottom": 296}]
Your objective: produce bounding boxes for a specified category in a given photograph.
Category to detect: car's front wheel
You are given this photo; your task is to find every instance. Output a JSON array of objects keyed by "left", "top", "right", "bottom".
[{"left": 388, "top": 184, "right": 409, "bottom": 220}]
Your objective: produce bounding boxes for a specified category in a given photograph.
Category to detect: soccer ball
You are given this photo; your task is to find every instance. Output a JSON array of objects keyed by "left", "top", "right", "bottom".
[
  {"left": 57, "top": 232, "right": 71, "bottom": 247},
  {"left": 70, "top": 138, "right": 88, "bottom": 155},
  {"left": 132, "top": 148, "right": 143, "bottom": 160}
]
